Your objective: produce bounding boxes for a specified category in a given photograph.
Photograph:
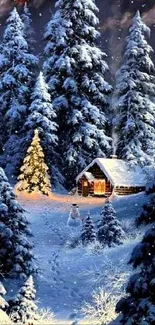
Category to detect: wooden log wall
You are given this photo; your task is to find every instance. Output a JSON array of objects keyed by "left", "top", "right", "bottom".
[{"left": 115, "top": 186, "right": 145, "bottom": 195}]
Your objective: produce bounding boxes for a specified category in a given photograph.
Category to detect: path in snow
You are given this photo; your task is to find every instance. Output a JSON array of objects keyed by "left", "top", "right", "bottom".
[{"left": 9, "top": 191, "right": 146, "bottom": 322}]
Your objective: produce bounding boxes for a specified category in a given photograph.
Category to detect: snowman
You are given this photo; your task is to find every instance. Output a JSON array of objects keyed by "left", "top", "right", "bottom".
[{"left": 67, "top": 204, "right": 82, "bottom": 227}]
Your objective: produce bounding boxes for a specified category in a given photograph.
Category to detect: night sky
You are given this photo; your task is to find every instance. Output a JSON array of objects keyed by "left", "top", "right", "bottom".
[{"left": 0, "top": 0, "right": 155, "bottom": 74}]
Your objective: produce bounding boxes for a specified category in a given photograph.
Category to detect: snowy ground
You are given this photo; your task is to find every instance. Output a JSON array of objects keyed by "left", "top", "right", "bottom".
[{"left": 4, "top": 191, "right": 147, "bottom": 324}]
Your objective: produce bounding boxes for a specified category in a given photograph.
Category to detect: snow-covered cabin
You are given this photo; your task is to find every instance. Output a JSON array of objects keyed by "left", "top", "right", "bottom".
[{"left": 76, "top": 157, "right": 146, "bottom": 196}]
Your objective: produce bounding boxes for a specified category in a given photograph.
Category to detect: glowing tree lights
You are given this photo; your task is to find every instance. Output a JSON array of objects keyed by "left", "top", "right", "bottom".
[{"left": 17, "top": 129, "right": 51, "bottom": 195}]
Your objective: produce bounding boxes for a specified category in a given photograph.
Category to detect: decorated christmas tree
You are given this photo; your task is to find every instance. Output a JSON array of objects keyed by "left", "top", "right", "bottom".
[
  {"left": 81, "top": 214, "right": 97, "bottom": 245},
  {"left": 17, "top": 129, "right": 51, "bottom": 196},
  {"left": 9, "top": 275, "right": 38, "bottom": 324},
  {"left": 97, "top": 200, "right": 125, "bottom": 247}
]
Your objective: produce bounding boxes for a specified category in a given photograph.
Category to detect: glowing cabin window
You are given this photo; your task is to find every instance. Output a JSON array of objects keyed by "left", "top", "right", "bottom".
[
  {"left": 94, "top": 180, "right": 105, "bottom": 195},
  {"left": 83, "top": 181, "right": 88, "bottom": 187}
]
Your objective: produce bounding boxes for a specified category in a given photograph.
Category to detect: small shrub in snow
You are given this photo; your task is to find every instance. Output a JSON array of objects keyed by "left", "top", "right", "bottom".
[
  {"left": 9, "top": 275, "right": 38, "bottom": 324},
  {"left": 82, "top": 288, "right": 117, "bottom": 325},
  {"left": 81, "top": 214, "right": 97, "bottom": 245},
  {"left": 97, "top": 200, "right": 125, "bottom": 247},
  {"left": 37, "top": 307, "right": 55, "bottom": 324}
]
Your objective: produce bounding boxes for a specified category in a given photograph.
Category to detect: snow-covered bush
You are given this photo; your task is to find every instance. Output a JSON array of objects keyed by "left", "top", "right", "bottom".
[
  {"left": 37, "top": 307, "right": 55, "bottom": 324},
  {"left": 97, "top": 200, "right": 125, "bottom": 247},
  {"left": 9, "top": 275, "right": 38, "bottom": 324},
  {"left": 82, "top": 288, "right": 117, "bottom": 325}
]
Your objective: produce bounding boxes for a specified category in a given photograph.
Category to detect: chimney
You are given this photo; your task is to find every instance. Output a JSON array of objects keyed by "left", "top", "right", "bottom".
[{"left": 110, "top": 155, "right": 117, "bottom": 159}]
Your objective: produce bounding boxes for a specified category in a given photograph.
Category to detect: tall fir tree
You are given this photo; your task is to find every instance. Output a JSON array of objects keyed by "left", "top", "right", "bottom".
[
  {"left": 21, "top": 3, "right": 36, "bottom": 51},
  {"left": 0, "top": 167, "right": 34, "bottom": 278},
  {"left": 113, "top": 11, "right": 155, "bottom": 168},
  {"left": 17, "top": 129, "right": 51, "bottom": 196},
  {"left": 0, "top": 8, "right": 38, "bottom": 177},
  {"left": 115, "top": 224, "right": 155, "bottom": 325},
  {"left": 97, "top": 200, "right": 125, "bottom": 247},
  {"left": 9, "top": 275, "right": 38, "bottom": 324},
  {"left": 25, "top": 72, "right": 63, "bottom": 187},
  {"left": 81, "top": 214, "right": 97, "bottom": 245},
  {"left": 43, "top": 0, "right": 112, "bottom": 188}
]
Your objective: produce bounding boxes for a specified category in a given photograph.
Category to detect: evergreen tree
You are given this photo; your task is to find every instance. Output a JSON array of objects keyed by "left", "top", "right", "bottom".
[
  {"left": 43, "top": 0, "right": 112, "bottom": 188},
  {"left": 21, "top": 3, "right": 36, "bottom": 51},
  {"left": 114, "top": 11, "right": 155, "bottom": 167},
  {"left": 25, "top": 72, "right": 63, "bottom": 187},
  {"left": 0, "top": 282, "right": 8, "bottom": 311},
  {"left": 97, "top": 200, "right": 125, "bottom": 247},
  {"left": 17, "top": 129, "right": 51, "bottom": 196},
  {"left": 81, "top": 214, "right": 96, "bottom": 245},
  {"left": 115, "top": 224, "right": 155, "bottom": 324},
  {"left": 0, "top": 8, "right": 38, "bottom": 176},
  {"left": 9, "top": 275, "right": 38, "bottom": 324},
  {"left": 0, "top": 167, "right": 34, "bottom": 278},
  {"left": 136, "top": 170, "right": 155, "bottom": 225}
]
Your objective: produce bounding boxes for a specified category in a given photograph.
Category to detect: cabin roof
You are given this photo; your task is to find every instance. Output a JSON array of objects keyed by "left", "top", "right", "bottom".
[
  {"left": 76, "top": 158, "right": 146, "bottom": 187},
  {"left": 82, "top": 172, "right": 95, "bottom": 181}
]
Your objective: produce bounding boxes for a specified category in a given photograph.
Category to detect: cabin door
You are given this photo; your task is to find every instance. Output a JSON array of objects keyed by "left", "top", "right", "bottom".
[
  {"left": 82, "top": 180, "right": 89, "bottom": 197},
  {"left": 94, "top": 180, "right": 106, "bottom": 195}
]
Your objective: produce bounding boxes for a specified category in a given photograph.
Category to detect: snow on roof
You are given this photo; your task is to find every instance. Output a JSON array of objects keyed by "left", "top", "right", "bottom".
[
  {"left": 76, "top": 158, "right": 147, "bottom": 187},
  {"left": 82, "top": 172, "right": 95, "bottom": 182}
]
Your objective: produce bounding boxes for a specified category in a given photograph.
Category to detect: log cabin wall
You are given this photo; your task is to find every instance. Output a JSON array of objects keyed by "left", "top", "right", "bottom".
[
  {"left": 115, "top": 186, "right": 145, "bottom": 195},
  {"left": 77, "top": 164, "right": 113, "bottom": 196},
  {"left": 77, "top": 175, "right": 94, "bottom": 196}
]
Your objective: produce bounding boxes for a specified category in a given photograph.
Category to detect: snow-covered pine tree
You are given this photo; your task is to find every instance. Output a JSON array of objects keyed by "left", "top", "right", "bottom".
[
  {"left": 113, "top": 11, "right": 155, "bottom": 168},
  {"left": 115, "top": 224, "right": 155, "bottom": 324},
  {"left": 97, "top": 200, "right": 125, "bottom": 247},
  {"left": 0, "top": 282, "right": 8, "bottom": 311},
  {"left": 0, "top": 8, "right": 38, "bottom": 176},
  {"left": 9, "top": 275, "right": 38, "bottom": 324},
  {"left": 136, "top": 170, "right": 155, "bottom": 225},
  {"left": 43, "top": 0, "right": 112, "bottom": 188},
  {"left": 0, "top": 167, "right": 34, "bottom": 278},
  {"left": 21, "top": 3, "right": 36, "bottom": 51},
  {"left": 25, "top": 72, "right": 63, "bottom": 188},
  {"left": 17, "top": 129, "right": 51, "bottom": 195},
  {"left": 81, "top": 214, "right": 96, "bottom": 245}
]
